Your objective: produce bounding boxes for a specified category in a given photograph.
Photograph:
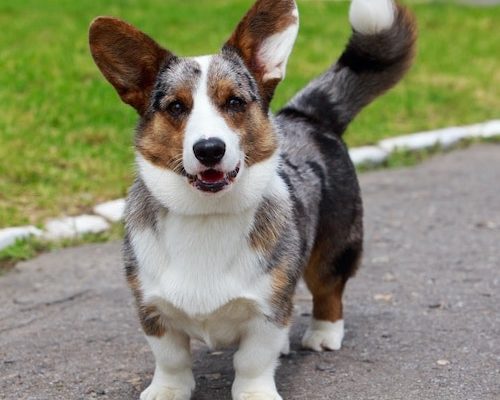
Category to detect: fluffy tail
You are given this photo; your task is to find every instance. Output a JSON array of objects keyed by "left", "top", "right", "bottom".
[{"left": 279, "top": 0, "right": 417, "bottom": 135}]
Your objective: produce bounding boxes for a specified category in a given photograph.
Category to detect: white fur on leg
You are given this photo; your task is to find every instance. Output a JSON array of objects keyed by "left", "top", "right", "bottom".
[
  {"left": 141, "top": 334, "right": 195, "bottom": 400},
  {"left": 349, "top": 0, "right": 395, "bottom": 35},
  {"left": 301, "top": 319, "right": 344, "bottom": 352},
  {"left": 280, "top": 336, "right": 290, "bottom": 356},
  {"left": 232, "top": 318, "right": 288, "bottom": 400},
  {"left": 279, "top": 324, "right": 290, "bottom": 356}
]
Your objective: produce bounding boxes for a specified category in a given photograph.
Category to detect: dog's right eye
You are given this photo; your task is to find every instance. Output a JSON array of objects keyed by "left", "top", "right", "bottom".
[
  {"left": 166, "top": 100, "right": 187, "bottom": 117},
  {"left": 226, "top": 96, "right": 246, "bottom": 112}
]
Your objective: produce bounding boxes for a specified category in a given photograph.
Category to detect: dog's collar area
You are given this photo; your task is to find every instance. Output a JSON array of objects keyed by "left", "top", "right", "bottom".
[{"left": 187, "top": 163, "right": 240, "bottom": 193}]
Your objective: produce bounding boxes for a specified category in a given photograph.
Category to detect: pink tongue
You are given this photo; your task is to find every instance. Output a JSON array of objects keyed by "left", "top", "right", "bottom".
[{"left": 200, "top": 169, "right": 225, "bottom": 183}]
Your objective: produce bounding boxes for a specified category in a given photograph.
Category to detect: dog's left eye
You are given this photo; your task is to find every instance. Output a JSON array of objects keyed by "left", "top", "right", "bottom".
[{"left": 226, "top": 96, "right": 246, "bottom": 112}]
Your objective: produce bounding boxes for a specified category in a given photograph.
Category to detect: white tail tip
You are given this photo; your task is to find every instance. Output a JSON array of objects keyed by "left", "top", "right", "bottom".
[{"left": 349, "top": 0, "right": 396, "bottom": 35}]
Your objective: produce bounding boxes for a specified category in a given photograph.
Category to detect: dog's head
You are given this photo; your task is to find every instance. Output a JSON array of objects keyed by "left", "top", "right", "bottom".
[{"left": 89, "top": 0, "right": 298, "bottom": 215}]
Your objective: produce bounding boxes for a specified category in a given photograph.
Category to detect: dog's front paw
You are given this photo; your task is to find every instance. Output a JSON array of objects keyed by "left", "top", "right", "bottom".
[
  {"left": 232, "top": 379, "right": 282, "bottom": 400},
  {"left": 235, "top": 392, "right": 283, "bottom": 400},
  {"left": 301, "top": 319, "right": 344, "bottom": 351},
  {"left": 140, "top": 384, "right": 191, "bottom": 400}
]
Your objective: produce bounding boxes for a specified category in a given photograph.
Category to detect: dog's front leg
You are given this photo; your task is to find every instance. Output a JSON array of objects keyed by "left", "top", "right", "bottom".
[
  {"left": 232, "top": 317, "right": 289, "bottom": 400},
  {"left": 140, "top": 330, "right": 195, "bottom": 400}
]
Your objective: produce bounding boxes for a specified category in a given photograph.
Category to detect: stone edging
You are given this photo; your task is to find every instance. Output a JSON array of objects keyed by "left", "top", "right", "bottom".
[
  {"left": 1, "top": 120, "right": 499, "bottom": 251},
  {"left": 348, "top": 119, "right": 500, "bottom": 165}
]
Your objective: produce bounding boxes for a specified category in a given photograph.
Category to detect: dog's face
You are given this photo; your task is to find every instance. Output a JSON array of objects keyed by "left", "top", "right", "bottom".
[{"left": 89, "top": 0, "right": 298, "bottom": 215}]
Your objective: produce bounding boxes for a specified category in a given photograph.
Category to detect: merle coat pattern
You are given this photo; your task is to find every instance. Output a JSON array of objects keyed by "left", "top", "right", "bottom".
[{"left": 89, "top": 0, "right": 416, "bottom": 398}]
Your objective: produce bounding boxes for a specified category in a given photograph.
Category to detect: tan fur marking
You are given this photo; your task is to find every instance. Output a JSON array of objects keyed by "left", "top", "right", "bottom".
[
  {"left": 239, "top": 104, "right": 277, "bottom": 165},
  {"left": 136, "top": 113, "right": 186, "bottom": 171},
  {"left": 209, "top": 78, "right": 238, "bottom": 106},
  {"left": 311, "top": 279, "right": 345, "bottom": 322},
  {"left": 127, "top": 271, "right": 141, "bottom": 294},
  {"left": 249, "top": 198, "right": 286, "bottom": 253},
  {"left": 303, "top": 245, "right": 345, "bottom": 322},
  {"left": 248, "top": 198, "right": 295, "bottom": 326},
  {"left": 126, "top": 272, "right": 166, "bottom": 337},
  {"left": 270, "top": 263, "right": 295, "bottom": 326},
  {"left": 139, "top": 304, "right": 167, "bottom": 337}
]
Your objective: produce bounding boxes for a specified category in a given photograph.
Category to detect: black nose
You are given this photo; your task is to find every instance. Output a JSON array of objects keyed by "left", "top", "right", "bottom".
[{"left": 193, "top": 138, "right": 226, "bottom": 167}]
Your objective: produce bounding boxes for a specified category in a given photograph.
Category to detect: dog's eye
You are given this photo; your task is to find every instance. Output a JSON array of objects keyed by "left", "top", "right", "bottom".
[
  {"left": 166, "top": 100, "right": 187, "bottom": 117},
  {"left": 226, "top": 96, "right": 246, "bottom": 112}
]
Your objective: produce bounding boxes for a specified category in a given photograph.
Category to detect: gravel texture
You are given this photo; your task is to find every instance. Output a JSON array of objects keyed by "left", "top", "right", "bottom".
[{"left": 1, "top": 144, "right": 499, "bottom": 400}]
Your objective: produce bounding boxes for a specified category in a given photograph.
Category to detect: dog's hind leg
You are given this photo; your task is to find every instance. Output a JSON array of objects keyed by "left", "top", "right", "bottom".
[{"left": 301, "top": 241, "right": 362, "bottom": 351}]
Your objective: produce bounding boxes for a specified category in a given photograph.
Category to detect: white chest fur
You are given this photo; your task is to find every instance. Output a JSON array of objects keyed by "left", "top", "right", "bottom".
[{"left": 130, "top": 208, "right": 272, "bottom": 345}]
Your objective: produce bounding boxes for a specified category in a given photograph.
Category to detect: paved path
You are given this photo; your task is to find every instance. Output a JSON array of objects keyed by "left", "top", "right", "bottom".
[{"left": 1, "top": 144, "right": 499, "bottom": 400}]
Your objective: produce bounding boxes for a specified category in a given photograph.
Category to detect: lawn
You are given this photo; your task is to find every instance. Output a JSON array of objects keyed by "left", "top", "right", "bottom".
[{"left": 1, "top": 0, "right": 499, "bottom": 228}]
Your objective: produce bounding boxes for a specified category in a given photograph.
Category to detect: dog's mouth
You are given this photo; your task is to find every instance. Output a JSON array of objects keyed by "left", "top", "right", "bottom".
[{"left": 187, "top": 164, "right": 240, "bottom": 193}]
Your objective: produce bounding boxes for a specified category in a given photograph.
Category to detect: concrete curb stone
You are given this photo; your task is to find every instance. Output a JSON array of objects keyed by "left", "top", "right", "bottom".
[
  {"left": 349, "top": 146, "right": 389, "bottom": 166},
  {"left": 0, "top": 226, "right": 43, "bottom": 250},
  {"left": 93, "top": 199, "right": 126, "bottom": 222},
  {"left": 378, "top": 120, "right": 500, "bottom": 153},
  {"left": 43, "top": 215, "right": 110, "bottom": 241}
]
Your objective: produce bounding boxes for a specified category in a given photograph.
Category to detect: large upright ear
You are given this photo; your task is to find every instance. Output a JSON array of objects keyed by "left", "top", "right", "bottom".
[
  {"left": 89, "top": 17, "right": 173, "bottom": 115},
  {"left": 224, "top": 0, "right": 299, "bottom": 106}
]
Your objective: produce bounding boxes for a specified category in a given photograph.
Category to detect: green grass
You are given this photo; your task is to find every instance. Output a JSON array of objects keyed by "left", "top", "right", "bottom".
[{"left": 1, "top": 0, "right": 499, "bottom": 228}]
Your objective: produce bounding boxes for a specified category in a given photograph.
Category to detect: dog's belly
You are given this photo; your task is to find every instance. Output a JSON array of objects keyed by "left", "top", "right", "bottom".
[{"left": 154, "top": 297, "right": 260, "bottom": 349}]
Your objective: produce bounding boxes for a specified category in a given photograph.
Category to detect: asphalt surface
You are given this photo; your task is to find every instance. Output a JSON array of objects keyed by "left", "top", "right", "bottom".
[{"left": 1, "top": 144, "right": 499, "bottom": 400}]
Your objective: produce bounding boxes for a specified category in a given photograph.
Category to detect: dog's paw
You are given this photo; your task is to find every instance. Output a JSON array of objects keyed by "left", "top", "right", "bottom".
[
  {"left": 301, "top": 319, "right": 344, "bottom": 352},
  {"left": 234, "top": 392, "right": 283, "bottom": 400},
  {"left": 140, "top": 384, "right": 191, "bottom": 400}
]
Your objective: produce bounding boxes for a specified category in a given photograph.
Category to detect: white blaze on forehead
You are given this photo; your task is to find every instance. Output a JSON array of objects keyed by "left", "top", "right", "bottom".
[{"left": 182, "top": 55, "right": 242, "bottom": 175}]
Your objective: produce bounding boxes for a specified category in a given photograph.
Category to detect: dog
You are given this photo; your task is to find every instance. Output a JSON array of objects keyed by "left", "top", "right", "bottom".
[{"left": 89, "top": 0, "right": 416, "bottom": 398}]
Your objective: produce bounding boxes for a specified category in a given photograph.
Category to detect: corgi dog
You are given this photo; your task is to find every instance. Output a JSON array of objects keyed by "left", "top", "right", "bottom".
[{"left": 89, "top": 0, "right": 416, "bottom": 398}]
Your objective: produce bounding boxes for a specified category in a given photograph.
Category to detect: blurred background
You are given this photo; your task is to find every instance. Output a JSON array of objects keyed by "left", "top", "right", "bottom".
[{"left": 0, "top": 0, "right": 498, "bottom": 230}]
